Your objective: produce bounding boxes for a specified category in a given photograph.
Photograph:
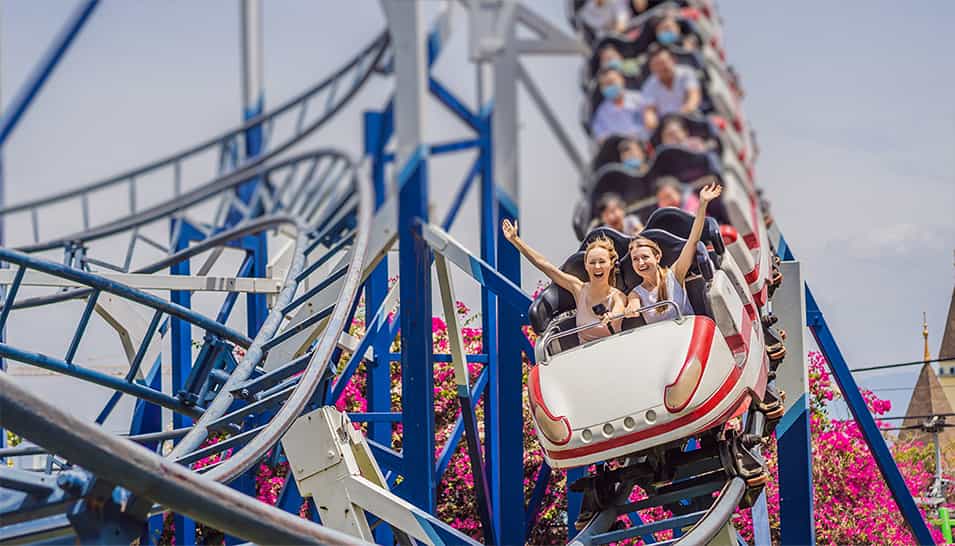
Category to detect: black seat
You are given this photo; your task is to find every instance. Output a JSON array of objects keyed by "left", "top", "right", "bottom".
[
  {"left": 643, "top": 207, "right": 725, "bottom": 257},
  {"left": 590, "top": 165, "right": 656, "bottom": 215},
  {"left": 528, "top": 252, "right": 586, "bottom": 340},
  {"left": 645, "top": 146, "right": 721, "bottom": 183},
  {"left": 649, "top": 112, "right": 720, "bottom": 153},
  {"left": 591, "top": 135, "right": 628, "bottom": 172},
  {"left": 579, "top": 226, "right": 640, "bottom": 292}
]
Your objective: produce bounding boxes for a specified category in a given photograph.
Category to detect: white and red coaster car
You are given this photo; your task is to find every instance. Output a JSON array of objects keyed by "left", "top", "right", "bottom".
[{"left": 527, "top": 221, "right": 770, "bottom": 469}]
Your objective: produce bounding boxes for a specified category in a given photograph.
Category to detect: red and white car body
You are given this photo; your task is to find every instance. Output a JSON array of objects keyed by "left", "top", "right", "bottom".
[
  {"left": 528, "top": 260, "right": 768, "bottom": 469},
  {"left": 719, "top": 163, "right": 772, "bottom": 308}
]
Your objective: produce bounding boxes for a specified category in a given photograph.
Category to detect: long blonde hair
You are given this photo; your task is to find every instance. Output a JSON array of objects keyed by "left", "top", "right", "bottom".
[
  {"left": 629, "top": 237, "right": 669, "bottom": 314},
  {"left": 584, "top": 237, "right": 619, "bottom": 288}
]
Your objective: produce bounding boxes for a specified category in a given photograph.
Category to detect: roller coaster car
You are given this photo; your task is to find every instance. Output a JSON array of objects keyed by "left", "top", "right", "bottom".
[{"left": 528, "top": 214, "right": 769, "bottom": 469}]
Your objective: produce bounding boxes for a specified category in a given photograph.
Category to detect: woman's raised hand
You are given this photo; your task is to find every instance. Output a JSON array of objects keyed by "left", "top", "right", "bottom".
[
  {"left": 699, "top": 182, "right": 722, "bottom": 204},
  {"left": 502, "top": 219, "right": 519, "bottom": 243}
]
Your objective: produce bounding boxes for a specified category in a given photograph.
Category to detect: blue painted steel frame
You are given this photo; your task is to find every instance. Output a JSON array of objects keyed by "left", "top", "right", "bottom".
[
  {"left": 777, "top": 396, "right": 814, "bottom": 546},
  {"left": 397, "top": 146, "right": 436, "bottom": 513},
  {"left": 0, "top": 0, "right": 99, "bottom": 147},
  {"left": 805, "top": 286, "right": 935, "bottom": 544},
  {"left": 358, "top": 54, "right": 540, "bottom": 541}
]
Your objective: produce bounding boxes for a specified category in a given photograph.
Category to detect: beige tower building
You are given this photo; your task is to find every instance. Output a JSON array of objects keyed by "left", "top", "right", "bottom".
[
  {"left": 901, "top": 311, "right": 955, "bottom": 445},
  {"left": 934, "top": 287, "right": 955, "bottom": 407}
]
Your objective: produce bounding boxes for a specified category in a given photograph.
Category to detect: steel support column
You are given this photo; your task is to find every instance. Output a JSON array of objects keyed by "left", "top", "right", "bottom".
[
  {"left": 0, "top": 0, "right": 99, "bottom": 147},
  {"left": 239, "top": 0, "right": 268, "bottom": 333},
  {"left": 773, "top": 261, "right": 815, "bottom": 545},
  {"left": 363, "top": 108, "right": 396, "bottom": 546},
  {"left": 806, "top": 286, "right": 935, "bottom": 544},
  {"left": 490, "top": 9, "right": 525, "bottom": 543},
  {"left": 169, "top": 230, "right": 195, "bottom": 545},
  {"left": 381, "top": 0, "right": 435, "bottom": 514}
]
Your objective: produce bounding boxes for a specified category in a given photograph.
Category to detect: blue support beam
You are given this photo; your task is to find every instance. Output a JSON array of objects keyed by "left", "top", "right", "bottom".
[
  {"left": 0, "top": 0, "right": 99, "bottom": 147},
  {"left": 776, "top": 395, "right": 815, "bottom": 546},
  {"left": 806, "top": 285, "right": 935, "bottom": 544},
  {"left": 362, "top": 111, "right": 395, "bottom": 475},
  {"left": 495, "top": 192, "right": 526, "bottom": 545},
  {"left": 397, "top": 147, "right": 436, "bottom": 513}
]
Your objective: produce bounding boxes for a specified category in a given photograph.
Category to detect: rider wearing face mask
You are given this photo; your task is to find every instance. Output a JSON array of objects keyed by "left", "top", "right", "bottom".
[
  {"left": 617, "top": 137, "right": 648, "bottom": 175},
  {"left": 598, "top": 44, "right": 639, "bottom": 78},
  {"left": 591, "top": 67, "right": 650, "bottom": 143}
]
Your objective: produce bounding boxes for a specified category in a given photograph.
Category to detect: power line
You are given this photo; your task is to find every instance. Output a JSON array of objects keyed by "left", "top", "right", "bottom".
[{"left": 850, "top": 356, "right": 955, "bottom": 373}]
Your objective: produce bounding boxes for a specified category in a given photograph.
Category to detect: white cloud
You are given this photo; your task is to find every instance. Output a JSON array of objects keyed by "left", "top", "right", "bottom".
[{"left": 827, "top": 223, "right": 953, "bottom": 261}]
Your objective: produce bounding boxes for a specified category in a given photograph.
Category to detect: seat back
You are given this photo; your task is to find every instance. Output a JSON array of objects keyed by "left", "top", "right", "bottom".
[
  {"left": 649, "top": 112, "right": 720, "bottom": 151},
  {"left": 580, "top": 226, "right": 640, "bottom": 292},
  {"left": 591, "top": 135, "right": 628, "bottom": 172},
  {"left": 590, "top": 166, "right": 655, "bottom": 215},
  {"left": 645, "top": 146, "right": 722, "bottom": 183},
  {"left": 528, "top": 252, "right": 587, "bottom": 335},
  {"left": 643, "top": 206, "right": 725, "bottom": 256}
]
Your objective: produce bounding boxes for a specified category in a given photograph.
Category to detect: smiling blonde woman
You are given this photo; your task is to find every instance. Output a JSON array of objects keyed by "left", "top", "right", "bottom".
[{"left": 502, "top": 220, "right": 626, "bottom": 342}]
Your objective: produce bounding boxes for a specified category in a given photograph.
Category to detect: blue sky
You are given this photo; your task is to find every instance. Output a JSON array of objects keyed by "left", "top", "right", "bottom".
[{"left": 3, "top": 1, "right": 954, "bottom": 418}]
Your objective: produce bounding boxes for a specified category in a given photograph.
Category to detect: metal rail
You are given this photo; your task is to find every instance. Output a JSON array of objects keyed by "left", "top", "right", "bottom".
[
  {"left": 1, "top": 32, "right": 388, "bottom": 256},
  {"left": 0, "top": 150, "right": 370, "bottom": 478},
  {"left": 0, "top": 372, "right": 370, "bottom": 546},
  {"left": 536, "top": 301, "right": 684, "bottom": 363}
]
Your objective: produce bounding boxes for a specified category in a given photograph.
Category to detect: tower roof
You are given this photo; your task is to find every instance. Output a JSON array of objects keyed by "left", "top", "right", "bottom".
[
  {"left": 903, "top": 362, "right": 954, "bottom": 423},
  {"left": 940, "top": 285, "right": 955, "bottom": 361},
  {"left": 901, "top": 362, "right": 955, "bottom": 444}
]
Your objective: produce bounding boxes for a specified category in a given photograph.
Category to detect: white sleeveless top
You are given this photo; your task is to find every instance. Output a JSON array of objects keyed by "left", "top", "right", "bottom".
[
  {"left": 631, "top": 270, "right": 694, "bottom": 325},
  {"left": 574, "top": 285, "right": 615, "bottom": 343}
]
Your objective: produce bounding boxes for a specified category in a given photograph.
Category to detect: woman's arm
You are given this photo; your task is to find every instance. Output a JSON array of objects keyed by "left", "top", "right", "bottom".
[
  {"left": 672, "top": 182, "right": 722, "bottom": 283},
  {"left": 502, "top": 219, "right": 583, "bottom": 295},
  {"left": 624, "top": 290, "right": 643, "bottom": 317},
  {"left": 608, "top": 290, "right": 628, "bottom": 332}
]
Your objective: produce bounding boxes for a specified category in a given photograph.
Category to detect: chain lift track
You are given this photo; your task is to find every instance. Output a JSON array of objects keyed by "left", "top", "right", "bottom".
[{"left": 0, "top": 1, "right": 938, "bottom": 545}]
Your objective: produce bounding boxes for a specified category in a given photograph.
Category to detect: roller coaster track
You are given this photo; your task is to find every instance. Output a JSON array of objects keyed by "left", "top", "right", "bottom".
[{"left": 0, "top": 23, "right": 390, "bottom": 543}]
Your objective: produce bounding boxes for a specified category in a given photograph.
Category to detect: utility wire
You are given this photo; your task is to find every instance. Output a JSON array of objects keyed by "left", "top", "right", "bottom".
[{"left": 850, "top": 356, "right": 955, "bottom": 373}]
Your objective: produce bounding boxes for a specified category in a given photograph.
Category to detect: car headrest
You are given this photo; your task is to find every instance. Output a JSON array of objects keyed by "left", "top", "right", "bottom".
[
  {"left": 587, "top": 33, "right": 655, "bottom": 78},
  {"left": 591, "top": 135, "right": 628, "bottom": 172},
  {"left": 643, "top": 207, "right": 725, "bottom": 256},
  {"left": 636, "top": 227, "right": 712, "bottom": 284},
  {"left": 572, "top": 197, "right": 592, "bottom": 242},
  {"left": 528, "top": 252, "right": 587, "bottom": 335},
  {"left": 580, "top": 226, "right": 632, "bottom": 256},
  {"left": 590, "top": 165, "right": 656, "bottom": 215},
  {"left": 646, "top": 146, "right": 722, "bottom": 184},
  {"left": 649, "top": 112, "right": 719, "bottom": 149},
  {"left": 636, "top": 228, "right": 685, "bottom": 268}
]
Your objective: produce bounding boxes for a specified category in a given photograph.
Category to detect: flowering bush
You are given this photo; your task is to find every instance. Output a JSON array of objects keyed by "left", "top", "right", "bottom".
[
  {"left": 337, "top": 295, "right": 569, "bottom": 542},
  {"left": 733, "top": 351, "right": 945, "bottom": 545}
]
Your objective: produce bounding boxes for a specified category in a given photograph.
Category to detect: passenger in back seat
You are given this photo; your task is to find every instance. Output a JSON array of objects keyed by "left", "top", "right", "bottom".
[
  {"left": 618, "top": 137, "right": 649, "bottom": 174},
  {"left": 653, "top": 12, "right": 699, "bottom": 50},
  {"left": 502, "top": 220, "right": 626, "bottom": 342},
  {"left": 625, "top": 182, "right": 722, "bottom": 324},
  {"left": 660, "top": 117, "right": 712, "bottom": 153},
  {"left": 655, "top": 176, "right": 699, "bottom": 214},
  {"left": 598, "top": 44, "right": 640, "bottom": 78},
  {"left": 578, "top": 0, "right": 631, "bottom": 35},
  {"left": 592, "top": 67, "right": 651, "bottom": 143},
  {"left": 597, "top": 193, "right": 643, "bottom": 235},
  {"left": 641, "top": 45, "right": 702, "bottom": 131}
]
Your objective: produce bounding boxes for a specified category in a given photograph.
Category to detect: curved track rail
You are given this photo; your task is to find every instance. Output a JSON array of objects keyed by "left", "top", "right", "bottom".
[{"left": 0, "top": 26, "right": 387, "bottom": 542}]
